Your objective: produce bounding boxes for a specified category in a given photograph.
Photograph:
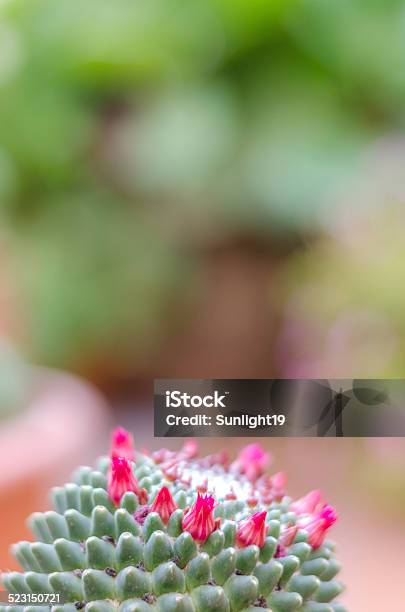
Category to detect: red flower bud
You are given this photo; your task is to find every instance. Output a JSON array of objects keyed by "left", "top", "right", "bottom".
[
  {"left": 182, "top": 494, "right": 216, "bottom": 542},
  {"left": 150, "top": 486, "right": 177, "bottom": 524},
  {"left": 108, "top": 456, "right": 147, "bottom": 505},
  {"left": 236, "top": 510, "right": 267, "bottom": 548}
]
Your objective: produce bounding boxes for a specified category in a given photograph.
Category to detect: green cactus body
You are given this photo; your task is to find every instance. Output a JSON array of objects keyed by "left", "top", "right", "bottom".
[{"left": 1, "top": 433, "right": 346, "bottom": 612}]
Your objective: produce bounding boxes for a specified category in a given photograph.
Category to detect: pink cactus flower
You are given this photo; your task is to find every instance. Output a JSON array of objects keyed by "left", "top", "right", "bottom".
[
  {"left": 270, "top": 471, "right": 287, "bottom": 501},
  {"left": 304, "top": 504, "right": 338, "bottom": 549},
  {"left": 180, "top": 439, "right": 199, "bottom": 459},
  {"left": 163, "top": 465, "right": 181, "bottom": 482},
  {"left": 279, "top": 524, "right": 298, "bottom": 547},
  {"left": 236, "top": 510, "right": 267, "bottom": 548},
  {"left": 290, "top": 490, "right": 322, "bottom": 515},
  {"left": 182, "top": 494, "right": 217, "bottom": 542},
  {"left": 200, "top": 450, "right": 229, "bottom": 469},
  {"left": 150, "top": 486, "right": 178, "bottom": 524},
  {"left": 108, "top": 456, "right": 147, "bottom": 506},
  {"left": 320, "top": 504, "right": 338, "bottom": 525},
  {"left": 271, "top": 471, "right": 287, "bottom": 491},
  {"left": 232, "top": 444, "right": 271, "bottom": 482},
  {"left": 110, "top": 427, "right": 135, "bottom": 461}
]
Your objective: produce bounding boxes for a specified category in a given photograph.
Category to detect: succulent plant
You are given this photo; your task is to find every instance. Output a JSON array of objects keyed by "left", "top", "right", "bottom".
[{"left": 1, "top": 429, "right": 345, "bottom": 612}]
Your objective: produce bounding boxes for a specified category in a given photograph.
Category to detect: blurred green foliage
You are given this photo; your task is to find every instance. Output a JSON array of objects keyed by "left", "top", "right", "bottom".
[
  {"left": 0, "top": 0, "right": 404, "bottom": 370},
  {"left": 280, "top": 207, "right": 405, "bottom": 377},
  {"left": 0, "top": 342, "right": 30, "bottom": 416}
]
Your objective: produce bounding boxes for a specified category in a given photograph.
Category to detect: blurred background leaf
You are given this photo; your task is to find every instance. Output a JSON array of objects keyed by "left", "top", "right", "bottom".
[{"left": 0, "top": 0, "right": 405, "bottom": 381}]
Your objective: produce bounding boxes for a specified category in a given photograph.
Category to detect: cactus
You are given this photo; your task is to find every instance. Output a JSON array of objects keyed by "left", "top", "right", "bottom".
[{"left": 1, "top": 430, "right": 346, "bottom": 612}]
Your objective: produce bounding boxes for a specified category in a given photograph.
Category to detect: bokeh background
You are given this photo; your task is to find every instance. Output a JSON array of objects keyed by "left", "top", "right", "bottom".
[{"left": 1, "top": 0, "right": 405, "bottom": 609}]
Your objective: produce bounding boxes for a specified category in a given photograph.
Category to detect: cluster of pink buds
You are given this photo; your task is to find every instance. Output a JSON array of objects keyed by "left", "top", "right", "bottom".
[
  {"left": 152, "top": 439, "right": 198, "bottom": 465},
  {"left": 151, "top": 439, "right": 200, "bottom": 484},
  {"left": 198, "top": 450, "right": 229, "bottom": 468},
  {"left": 254, "top": 469, "right": 287, "bottom": 505},
  {"left": 106, "top": 428, "right": 338, "bottom": 552}
]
